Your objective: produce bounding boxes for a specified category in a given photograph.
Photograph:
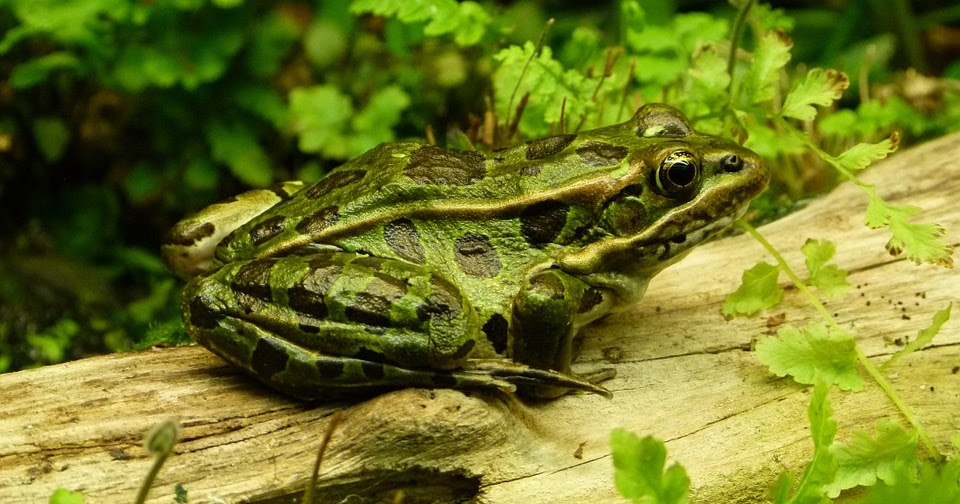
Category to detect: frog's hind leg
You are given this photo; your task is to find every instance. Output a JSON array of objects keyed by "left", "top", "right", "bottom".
[{"left": 203, "top": 317, "right": 610, "bottom": 400}]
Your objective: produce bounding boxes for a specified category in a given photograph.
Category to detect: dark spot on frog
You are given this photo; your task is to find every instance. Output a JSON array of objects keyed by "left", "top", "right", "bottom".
[
  {"left": 482, "top": 313, "right": 509, "bottom": 354},
  {"left": 576, "top": 142, "right": 628, "bottom": 167},
  {"left": 520, "top": 164, "right": 542, "bottom": 177},
  {"left": 670, "top": 234, "right": 686, "bottom": 244},
  {"left": 288, "top": 263, "right": 342, "bottom": 320},
  {"left": 430, "top": 373, "right": 458, "bottom": 387},
  {"left": 404, "top": 145, "right": 486, "bottom": 185},
  {"left": 297, "top": 323, "right": 320, "bottom": 334},
  {"left": 450, "top": 339, "right": 476, "bottom": 360},
  {"left": 525, "top": 133, "right": 577, "bottom": 160},
  {"left": 345, "top": 292, "right": 393, "bottom": 327},
  {"left": 314, "top": 356, "right": 345, "bottom": 377},
  {"left": 601, "top": 193, "right": 647, "bottom": 237},
  {"left": 384, "top": 218, "right": 426, "bottom": 263},
  {"left": 419, "top": 276, "right": 464, "bottom": 322},
  {"left": 635, "top": 106, "right": 692, "bottom": 138},
  {"left": 267, "top": 181, "right": 298, "bottom": 200},
  {"left": 360, "top": 360, "right": 386, "bottom": 380},
  {"left": 166, "top": 221, "right": 215, "bottom": 246},
  {"left": 453, "top": 233, "right": 502, "bottom": 278},
  {"left": 296, "top": 205, "right": 340, "bottom": 235},
  {"left": 249, "top": 215, "right": 286, "bottom": 246},
  {"left": 577, "top": 288, "right": 604, "bottom": 313},
  {"left": 353, "top": 256, "right": 388, "bottom": 270},
  {"left": 304, "top": 170, "right": 367, "bottom": 199},
  {"left": 188, "top": 296, "right": 224, "bottom": 329},
  {"left": 520, "top": 199, "right": 569, "bottom": 248},
  {"left": 231, "top": 259, "right": 277, "bottom": 311},
  {"left": 251, "top": 337, "right": 291, "bottom": 379}
]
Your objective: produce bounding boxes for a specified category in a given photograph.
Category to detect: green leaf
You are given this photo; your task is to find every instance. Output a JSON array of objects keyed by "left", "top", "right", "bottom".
[
  {"left": 722, "top": 262, "right": 783, "bottom": 317},
  {"left": 887, "top": 218, "right": 954, "bottom": 267},
  {"left": 350, "top": 0, "right": 489, "bottom": 46},
  {"left": 11, "top": 52, "right": 83, "bottom": 89},
  {"left": 492, "top": 42, "right": 593, "bottom": 137},
  {"left": 740, "top": 30, "right": 792, "bottom": 105},
  {"left": 865, "top": 195, "right": 954, "bottom": 267},
  {"left": 792, "top": 380, "right": 839, "bottom": 503},
  {"left": 611, "top": 429, "right": 690, "bottom": 504},
  {"left": 32, "top": 117, "right": 71, "bottom": 162},
  {"left": 288, "top": 85, "right": 354, "bottom": 158},
  {"left": 834, "top": 133, "right": 900, "bottom": 172},
  {"left": 801, "top": 239, "right": 850, "bottom": 298},
  {"left": 882, "top": 303, "right": 952, "bottom": 370},
  {"left": 756, "top": 323, "right": 862, "bottom": 391},
  {"left": 782, "top": 68, "right": 849, "bottom": 121},
  {"left": 49, "top": 488, "right": 85, "bottom": 504},
  {"left": 206, "top": 121, "right": 273, "bottom": 187},
  {"left": 825, "top": 419, "right": 918, "bottom": 497},
  {"left": 862, "top": 457, "right": 960, "bottom": 504}
]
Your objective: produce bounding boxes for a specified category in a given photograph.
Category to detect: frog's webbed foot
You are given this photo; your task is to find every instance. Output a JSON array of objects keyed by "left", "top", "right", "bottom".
[{"left": 461, "top": 359, "right": 614, "bottom": 399}]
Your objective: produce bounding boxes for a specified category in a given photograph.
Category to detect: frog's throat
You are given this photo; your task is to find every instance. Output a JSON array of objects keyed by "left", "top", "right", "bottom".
[{"left": 558, "top": 201, "right": 749, "bottom": 275}]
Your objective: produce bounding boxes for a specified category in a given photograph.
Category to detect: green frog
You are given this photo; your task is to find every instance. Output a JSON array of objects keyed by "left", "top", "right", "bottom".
[{"left": 162, "top": 104, "right": 769, "bottom": 400}]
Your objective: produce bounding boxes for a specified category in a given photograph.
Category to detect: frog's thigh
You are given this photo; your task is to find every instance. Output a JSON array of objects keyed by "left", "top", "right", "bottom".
[{"left": 184, "top": 252, "right": 480, "bottom": 372}]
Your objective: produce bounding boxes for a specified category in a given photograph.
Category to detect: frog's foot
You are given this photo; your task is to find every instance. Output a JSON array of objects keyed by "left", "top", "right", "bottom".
[{"left": 461, "top": 359, "right": 614, "bottom": 399}]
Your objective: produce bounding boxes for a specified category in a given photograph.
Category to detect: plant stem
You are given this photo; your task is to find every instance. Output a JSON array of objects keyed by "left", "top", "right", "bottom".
[{"left": 739, "top": 221, "right": 942, "bottom": 462}]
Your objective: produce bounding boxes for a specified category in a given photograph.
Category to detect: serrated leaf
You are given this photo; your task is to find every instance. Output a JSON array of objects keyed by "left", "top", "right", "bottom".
[
  {"left": 611, "top": 429, "right": 690, "bottom": 504},
  {"left": 825, "top": 419, "right": 918, "bottom": 497},
  {"left": 801, "top": 239, "right": 850, "bottom": 298},
  {"left": 350, "top": 0, "right": 488, "bottom": 46},
  {"left": 864, "top": 197, "right": 921, "bottom": 229},
  {"left": 756, "top": 323, "right": 862, "bottom": 391},
  {"left": 794, "top": 380, "right": 839, "bottom": 502},
  {"left": 881, "top": 303, "right": 952, "bottom": 370},
  {"left": 740, "top": 30, "right": 792, "bottom": 105},
  {"left": 288, "top": 85, "right": 353, "bottom": 158},
  {"left": 782, "top": 68, "right": 849, "bottom": 121},
  {"left": 861, "top": 456, "right": 960, "bottom": 504},
  {"left": 722, "top": 262, "right": 783, "bottom": 317},
  {"left": 834, "top": 132, "right": 900, "bottom": 172},
  {"left": 887, "top": 218, "right": 954, "bottom": 267}
]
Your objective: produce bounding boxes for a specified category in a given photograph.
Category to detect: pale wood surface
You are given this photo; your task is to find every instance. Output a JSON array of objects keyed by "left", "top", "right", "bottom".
[{"left": 1, "top": 133, "right": 958, "bottom": 504}]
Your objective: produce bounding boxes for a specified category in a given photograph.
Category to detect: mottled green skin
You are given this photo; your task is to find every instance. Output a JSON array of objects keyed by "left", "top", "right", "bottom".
[{"left": 167, "top": 104, "right": 769, "bottom": 400}]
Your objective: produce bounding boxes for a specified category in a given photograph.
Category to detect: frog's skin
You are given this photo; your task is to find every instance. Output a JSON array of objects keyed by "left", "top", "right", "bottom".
[{"left": 162, "top": 104, "right": 769, "bottom": 400}]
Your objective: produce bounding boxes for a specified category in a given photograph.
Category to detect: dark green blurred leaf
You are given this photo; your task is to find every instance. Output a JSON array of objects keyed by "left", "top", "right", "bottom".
[
  {"left": 32, "top": 118, "right": 70, "bottom": 162},
  {"left": 207, "top": 121, "right": 273, "bottom": 187},
  {"left": 11, "top": 53, "right": 83, "bottom": 88}
]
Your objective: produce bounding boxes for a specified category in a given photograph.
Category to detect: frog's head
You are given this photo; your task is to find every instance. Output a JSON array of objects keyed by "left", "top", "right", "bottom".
[{"left": 559, "top": 104, "right": 769, "bottom": 284}]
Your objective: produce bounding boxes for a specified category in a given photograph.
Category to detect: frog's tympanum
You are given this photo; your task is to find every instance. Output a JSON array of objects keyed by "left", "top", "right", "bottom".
[{"left": 163, "top": 104, "right": 769, "bottom": 400}]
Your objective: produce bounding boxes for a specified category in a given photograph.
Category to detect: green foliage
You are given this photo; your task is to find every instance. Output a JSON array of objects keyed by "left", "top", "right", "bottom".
[
  {"left": 880, "top": 303, "right": 952, "bottom": 370},
  {"left": 756, "top": 324, "right": 862, "bottom": 391},
  {"left": 825, "top": 419, "right": 918, "bottom": 497},
  {"left": 611, "top": 429, "right": 690, "bottom": 504},
  {"left": 722, "top": 262, "right": 782, "bottom": 317},
  {"left": 769, "top": 381, "right": 838, "bottom": 504},
  {"left": 48, "top": 488, "right": 85, "bottom": 504}
]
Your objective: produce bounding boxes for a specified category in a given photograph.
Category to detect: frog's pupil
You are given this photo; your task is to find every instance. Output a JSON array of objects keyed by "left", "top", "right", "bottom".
[{"left": 667, "top": 160, "right": 696, "bottom": 187}]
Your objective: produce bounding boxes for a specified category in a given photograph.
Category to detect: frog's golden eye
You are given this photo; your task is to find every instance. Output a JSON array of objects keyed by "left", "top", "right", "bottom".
[{"left": 654, "top": 151, "right": 700, "bottom": 198}]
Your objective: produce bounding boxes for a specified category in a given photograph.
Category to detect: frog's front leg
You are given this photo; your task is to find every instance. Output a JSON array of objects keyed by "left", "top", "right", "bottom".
[
  {"left": 183, "top": 251, "right": 609, "bottom": 399},
  {"left": 510, "top": 268, "right": 618, "bottom": 398}
]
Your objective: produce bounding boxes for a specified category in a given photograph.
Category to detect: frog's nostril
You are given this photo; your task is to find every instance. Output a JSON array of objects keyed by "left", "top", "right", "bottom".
[{"left": 721, "top": 154, "right": 743, "bottom": 172}]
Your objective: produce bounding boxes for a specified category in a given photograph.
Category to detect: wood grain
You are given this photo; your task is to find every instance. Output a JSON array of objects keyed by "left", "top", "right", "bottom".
[{"left": 2, "top": 133, "right": 958, "bottom": 503}]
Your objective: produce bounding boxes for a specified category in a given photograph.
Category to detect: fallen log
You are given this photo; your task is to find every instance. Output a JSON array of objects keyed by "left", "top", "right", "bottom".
[{"left": 1, "top": 133, "right": 958, "bottom": 503}]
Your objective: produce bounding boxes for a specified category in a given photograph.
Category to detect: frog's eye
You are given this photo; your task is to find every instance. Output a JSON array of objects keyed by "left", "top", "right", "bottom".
[{"left": 654, "top": 151, "right": 700, "bottom": 198}]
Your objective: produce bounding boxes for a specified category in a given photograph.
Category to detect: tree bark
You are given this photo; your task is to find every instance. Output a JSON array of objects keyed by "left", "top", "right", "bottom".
[{"left": 2, "top": 133, "right": 958, "bottom": 504}]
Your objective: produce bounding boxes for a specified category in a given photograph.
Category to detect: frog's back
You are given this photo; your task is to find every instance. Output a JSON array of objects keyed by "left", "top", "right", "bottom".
[{"left": 215, "top": 137, "right": 630, "bottom": 265}]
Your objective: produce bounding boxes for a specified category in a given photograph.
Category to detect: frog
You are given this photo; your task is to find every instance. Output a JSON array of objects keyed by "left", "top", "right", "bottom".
[{"left": 162, "top": 104, "right": 769, "bottom": 400}]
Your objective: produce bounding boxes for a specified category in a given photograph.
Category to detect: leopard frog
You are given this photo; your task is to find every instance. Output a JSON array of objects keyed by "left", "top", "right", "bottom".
[{"left": 162, "top": 104, "right": 769, "bottom": 400}]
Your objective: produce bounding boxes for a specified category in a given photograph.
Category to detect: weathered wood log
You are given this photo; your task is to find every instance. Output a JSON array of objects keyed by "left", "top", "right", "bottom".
[{"left": 2, "top": 133, "right": 958, "bottom": 504}]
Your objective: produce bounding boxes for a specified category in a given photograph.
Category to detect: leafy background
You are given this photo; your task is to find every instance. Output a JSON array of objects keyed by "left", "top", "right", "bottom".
[{"left": 1, "top": 0, "right": 958, "bottom": 376}]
